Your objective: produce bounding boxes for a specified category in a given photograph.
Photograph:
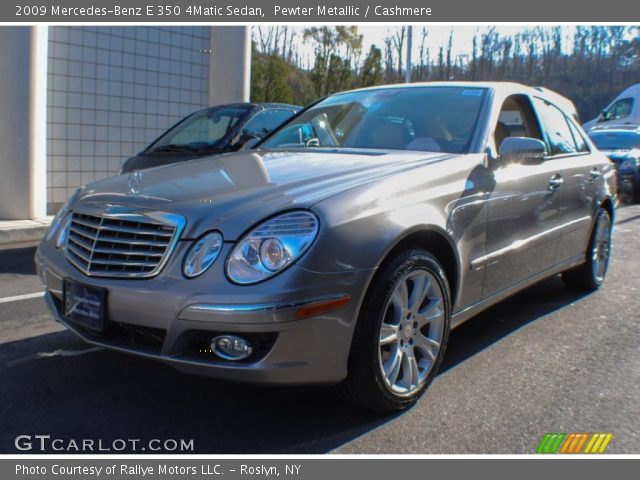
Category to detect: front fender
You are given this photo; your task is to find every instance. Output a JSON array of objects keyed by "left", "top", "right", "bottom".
[{"left": 298, "top": 154, "right": 488, "bottom": 312}]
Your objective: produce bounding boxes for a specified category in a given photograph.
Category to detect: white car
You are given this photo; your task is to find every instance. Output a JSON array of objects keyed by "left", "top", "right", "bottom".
[{"left": 584, "top": 83, "right": 640, "bottom": 131}]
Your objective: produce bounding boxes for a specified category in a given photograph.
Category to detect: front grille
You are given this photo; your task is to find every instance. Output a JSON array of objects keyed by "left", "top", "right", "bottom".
[
  {"left": 65, "top": 212, "right": 179, "bottom": 278},
  {"left": 102, "top": 321, "right": 167, "bottom": 352}
]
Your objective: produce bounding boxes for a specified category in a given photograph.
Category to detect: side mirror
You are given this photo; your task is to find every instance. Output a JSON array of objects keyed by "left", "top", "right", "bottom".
[
  {"left": 235, "top": 133, "right": 261, "bottom": 150},
  {"left": 499, "top": 137, "right": 547, "bottom": 163}
]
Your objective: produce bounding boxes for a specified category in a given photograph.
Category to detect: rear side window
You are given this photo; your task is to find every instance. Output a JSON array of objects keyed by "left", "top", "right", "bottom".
[
  {"left": 534, "top": 98, "right": 578, "bottom": 155},
  {"left": 566, "top": 119, "right": 590, "bottom": 153},
  {"left": 242, "top": 109, "right": 295, "bottom": 138}
]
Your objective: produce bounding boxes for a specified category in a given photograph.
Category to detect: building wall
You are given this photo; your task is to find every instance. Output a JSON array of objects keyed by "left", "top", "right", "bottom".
[{"left": 46, "top": 26, "right": 211, "bottom": 213}]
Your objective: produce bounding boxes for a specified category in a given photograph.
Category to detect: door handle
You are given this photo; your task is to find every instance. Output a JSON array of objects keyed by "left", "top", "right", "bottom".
[
  {"left": 590, "top": 168, "right": 601, "bottom": 181},
  {"left": 548, "top": 174, "right": 563, "bottom": 191}
]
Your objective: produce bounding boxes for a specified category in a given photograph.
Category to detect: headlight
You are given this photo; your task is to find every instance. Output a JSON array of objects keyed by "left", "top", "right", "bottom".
[
  {"left": 46, "top": 188, "right": 82, "bottom": 243},
  {"left": 183, "top": 231, "right": 224, "bottom": 278},
  {"left": 226, "top": 211, "right": 319, "bottom": 284}
]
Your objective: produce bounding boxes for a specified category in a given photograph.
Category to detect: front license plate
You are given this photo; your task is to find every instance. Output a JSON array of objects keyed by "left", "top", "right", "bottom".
[{"left": 63, "top": 279, "right": 106, "bottom": 332}]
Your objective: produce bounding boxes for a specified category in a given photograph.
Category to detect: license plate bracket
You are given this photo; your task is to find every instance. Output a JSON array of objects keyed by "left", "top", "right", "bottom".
[{"left": 63, "top": 279, "right": 107, "bottom": 332}]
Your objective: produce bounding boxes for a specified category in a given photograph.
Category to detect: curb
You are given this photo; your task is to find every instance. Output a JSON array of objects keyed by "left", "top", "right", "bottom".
[{"left": 0, "top": 218, "right": 52, "bottom": 250}]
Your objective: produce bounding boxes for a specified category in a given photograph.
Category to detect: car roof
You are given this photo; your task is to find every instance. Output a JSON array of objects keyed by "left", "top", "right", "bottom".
[
  {"left": 334, "top": 81, "right": 573, "bottom": 109},
  {"left": 342, "top": 80, "right": 539, "bottom": 94},
  {"left": 533, "top": 86, "right": 579, "bottom": 118},
  {"left": 258, "top": 103, "right": 302, "bottom": 110},
  {"left": 615, "top": 82, "right": 640, "bottom": 98},
  {"left": 203, "top": 102, "right": 300, "bottom": 109},
  {"left": 193, "top": 103, "right": 301, "bottom": 118}
]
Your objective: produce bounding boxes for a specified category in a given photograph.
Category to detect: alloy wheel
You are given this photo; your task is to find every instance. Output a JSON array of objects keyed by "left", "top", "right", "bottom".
[
  {"left": 378, "top": 269, "right": 446, "bottom": 395},
  {"left": 592, "top": 212, "right": 612, "bottom": 283}
]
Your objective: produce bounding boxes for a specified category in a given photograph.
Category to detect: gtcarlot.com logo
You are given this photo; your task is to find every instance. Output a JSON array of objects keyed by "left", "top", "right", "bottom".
[
  {"left": 537, "top": 432, "right": 613, "bottom": 454},
  {"left": 14, "top": 435, "right": 194, "bottom": 452}
]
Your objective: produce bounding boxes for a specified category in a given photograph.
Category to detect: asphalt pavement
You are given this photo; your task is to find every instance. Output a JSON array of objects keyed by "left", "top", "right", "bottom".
[{"left": 1, "top": 205, "right": 639, "bottom": 454}]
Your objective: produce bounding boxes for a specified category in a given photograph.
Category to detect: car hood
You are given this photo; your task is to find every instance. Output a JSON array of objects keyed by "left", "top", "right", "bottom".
[
  {"left": 74, "top": 149, "right": 456, "bottom": 240},
  {"left": 600, "top": 149, "right": 639, "bottom": 165}
]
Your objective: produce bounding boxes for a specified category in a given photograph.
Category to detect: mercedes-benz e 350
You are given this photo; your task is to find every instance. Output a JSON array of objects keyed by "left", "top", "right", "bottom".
[{"left": 37, "top": 82, "right": 616, "bottom": 411}]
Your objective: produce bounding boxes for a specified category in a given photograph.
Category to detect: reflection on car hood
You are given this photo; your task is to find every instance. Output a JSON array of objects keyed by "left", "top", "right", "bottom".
[
  {"left": 121, "top": 149, "right": 227, "bottom": 173},
  {"left": 74, "top": 149, "right": 455, "bottom": 239}
]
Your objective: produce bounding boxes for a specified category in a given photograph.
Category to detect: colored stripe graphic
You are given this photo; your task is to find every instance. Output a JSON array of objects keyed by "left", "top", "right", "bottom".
[
  {"left": 584, "top": 433, "right": 613, "bottom": 454},
  {"left": 537, "top": 433, "right": 566, "bottom": 453},
  {"left": 559, "top": 433, "right": 589, "bottom": 454},
  {"left": 537, "top": 432, "right": 613, "bottom": 454}
]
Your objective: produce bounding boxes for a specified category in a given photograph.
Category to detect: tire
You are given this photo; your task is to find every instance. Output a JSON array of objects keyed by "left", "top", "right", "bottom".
[
  {"left": 562, "top": 208, "right": 612, "bottom": 291},
  {"left": 339, "top": 249, "right": 451, "bottom": 413}
]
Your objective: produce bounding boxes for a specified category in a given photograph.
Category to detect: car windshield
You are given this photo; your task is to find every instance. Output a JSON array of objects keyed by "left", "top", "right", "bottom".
[
  {"left": 589, "top": 131, "right": 640, "bottom": 150},
  {"left": 260, "top": 86, "right": 487, "bottom": 154},
  {"left": 147, "top": 105, "right": 252, "bottom": 152}
]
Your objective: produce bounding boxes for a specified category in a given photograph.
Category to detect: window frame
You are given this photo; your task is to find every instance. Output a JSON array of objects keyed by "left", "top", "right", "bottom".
[
  {"left": 566, "top": 116, "right": 591, "bottom": 154},
  {"left": 533, "top": 96, "right": 591, "bottom": 160}
]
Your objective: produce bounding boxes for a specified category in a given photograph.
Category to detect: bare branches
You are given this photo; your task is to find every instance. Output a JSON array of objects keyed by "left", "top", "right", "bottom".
[{"left": 250, "top": 26, "right": 640, "bottom": 121}]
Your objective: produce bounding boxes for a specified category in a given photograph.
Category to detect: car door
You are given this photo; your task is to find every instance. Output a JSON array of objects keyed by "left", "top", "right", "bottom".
[
  {"left": 533, "top": 98, "right": 601, "bottom": 264},
  {"left": 480, "top": 94, "right": 564, "bottom": 299}
]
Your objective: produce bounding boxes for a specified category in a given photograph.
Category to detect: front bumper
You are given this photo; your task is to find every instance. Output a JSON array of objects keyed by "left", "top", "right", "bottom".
[{"left": 36, "top": 239, "right": 374, "bottom": 385}]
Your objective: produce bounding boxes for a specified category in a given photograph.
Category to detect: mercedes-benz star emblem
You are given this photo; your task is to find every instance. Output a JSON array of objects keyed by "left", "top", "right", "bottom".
[{"left": 128, "top": 170, "right": 142, "bottom": 195}]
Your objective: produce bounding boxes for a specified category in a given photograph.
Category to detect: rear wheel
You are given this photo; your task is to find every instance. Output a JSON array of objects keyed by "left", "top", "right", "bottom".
[
  {"left": 562, "top": 208, "right": 612, "bottom": 291},
  {"left": 340, "top": 249, "right": 450, "bottom": 412}
]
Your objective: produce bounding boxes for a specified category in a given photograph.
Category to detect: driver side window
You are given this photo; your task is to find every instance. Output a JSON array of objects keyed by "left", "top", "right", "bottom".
[
  {"left": 600, "top": 98, "right": 633, "bottom": 123},
  {"left": 494, "top": 95, "right": 544, "bottom": 151}
]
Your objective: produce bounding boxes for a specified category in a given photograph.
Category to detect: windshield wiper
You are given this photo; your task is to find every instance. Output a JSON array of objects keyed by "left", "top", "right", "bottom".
[
  {"left": 148, "top": 144, "right": 199, "bottom": 153},
  {"left": 194, "top": 144, "right": 223, "bottom": 152}
]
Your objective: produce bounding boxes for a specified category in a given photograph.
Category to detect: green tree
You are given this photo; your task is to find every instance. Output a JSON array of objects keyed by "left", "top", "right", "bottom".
[
  {"left": 309, "top": 54, "right": 328, "bottom": 97},
  {"left": 251, "top": 48, "right": 293, "bottom": 104},
  {"left": 250, "top": 41, "right": 266, "bottom": 102},
  {"left": 263, "top": 54, "right": 293, "bottom": 103},
  {"left": 326, "top": 54, "right": 351, "bottom": 94},
  {"left": 360, "top": 45, "right": 383, "bottom": 87},
  {"left": 304, "top": 26, "right": 362, "bottom": 95}
]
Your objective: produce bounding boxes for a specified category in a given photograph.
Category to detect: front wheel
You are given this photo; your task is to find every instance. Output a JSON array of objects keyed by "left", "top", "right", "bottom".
[
  {"left": 562, "top": 208, "right": 612, "bottom": 290},
  {"left": 340, "top": 249, "right": 451, "bottom": 412}
]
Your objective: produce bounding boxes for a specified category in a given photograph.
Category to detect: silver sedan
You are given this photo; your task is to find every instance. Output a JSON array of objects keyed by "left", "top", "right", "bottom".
[{"left": 37, "top": 82, "right": 616, "bottom": 412}]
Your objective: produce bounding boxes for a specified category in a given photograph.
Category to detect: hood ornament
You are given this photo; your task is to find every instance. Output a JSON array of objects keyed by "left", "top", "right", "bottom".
[{"left": 128, "top": 170, "right": 142, "bottom": 195}]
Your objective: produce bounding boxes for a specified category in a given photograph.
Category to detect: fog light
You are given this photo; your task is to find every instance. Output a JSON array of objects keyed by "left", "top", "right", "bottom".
[{"left": 210, "top": 335, "right": 253, "bottom": 361}]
